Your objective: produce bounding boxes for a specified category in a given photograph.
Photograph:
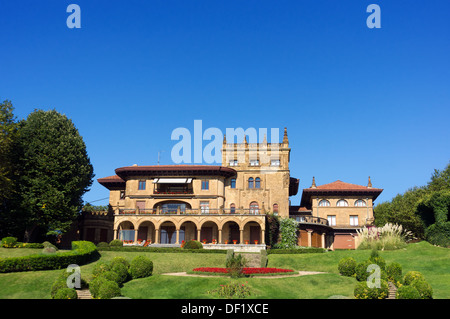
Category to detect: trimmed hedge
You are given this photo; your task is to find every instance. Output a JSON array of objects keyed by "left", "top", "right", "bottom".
[
  {"left": 54, "top": 288, "right": 78, "bottom": 299},
  {"left": 0, "top": 241, "right": 99, "bottom": 273},
  {"left": 97, "top": 246, "right": 227, "bottom": 253},
  {"left": 182, "top": 240, "right": 203, "bottom": 249},
  {"left": 396, "top": 285, "right": 421, "bottom": 299},
  {"left": 267, "top": 247, "right": 325, "bottom": 254}
]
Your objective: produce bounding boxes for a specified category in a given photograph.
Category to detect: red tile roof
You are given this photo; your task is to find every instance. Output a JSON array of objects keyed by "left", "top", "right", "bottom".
[{"left": 300, "top": 180, "right": 383, "bottom": 207}]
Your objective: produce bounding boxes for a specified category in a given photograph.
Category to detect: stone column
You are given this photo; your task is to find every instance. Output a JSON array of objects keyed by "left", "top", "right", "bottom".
[
  {"left": 155, "top": 229, "right": 160, "bottom": 244},
  {"left": 261, "top": 229, "right": 265, "bottom": 245},
  {"left": 113, "top": 229, "right": 118, "bottom": 240},
  {"left": 197, "top": 228, "right": 201, "bottom": 242},
  {"left": 240, "top": 229, "right": 244, "bottom": 244},
  {"left": 176, "top": 229, "right": 180, "bottom": 244},
  {"left": 307, "top": 230, "right": 312, "bottom": 247},
  {"left": 134, "top": 229, "right": 138, "bottom": 244},
  {"left": 321, "top": 232, "right": 325, "bottom": 249},
  {"left": 218, "top": 229, "right": 223, "bottom": 244}
]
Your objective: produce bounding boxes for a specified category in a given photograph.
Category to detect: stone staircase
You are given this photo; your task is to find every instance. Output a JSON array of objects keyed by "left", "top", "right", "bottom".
[
  {"left": 387, "top": 282, "right": 397, "bottom": 299},
  {"left": 76, "top": 289, "right": 92, "bottom": 299},
  {"left": 240, "top": 253, "right": 261, "bottom": 268}
]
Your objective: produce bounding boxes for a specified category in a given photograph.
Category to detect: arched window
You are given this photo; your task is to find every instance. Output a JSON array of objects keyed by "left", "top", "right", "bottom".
[
  {"left": 354, "top": 199, "right": 367, "bottom": 207},
  {"left": 337, "top": 199, "right": 349, "bottom": 207},
  {"left": 318, "top": 199, "right": 330, "bottom": 207},
  {"left": 230, "top": 178, "right": 236, "bottom": 189},
  {"left": 230, "top": 203, "right": 236, "bottom": 214},
  {"left": 255, "top": 177, "right": 261, "bottom": 189},
  {"left": 249, "top": 201, "right": 259, "bottom": 214},
  {"left": 248, "top": 177, "right": 254, "bottom": 189},
  {"left": 273, "top": 203, "right": 279, "bottom": 215}
]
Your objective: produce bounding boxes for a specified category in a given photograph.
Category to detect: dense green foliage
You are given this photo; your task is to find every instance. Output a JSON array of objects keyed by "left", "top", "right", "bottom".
[
  {"left": 273, "top": 217, "right": 299, "bottom": 249},
  {"left": 338, "top": 257, "right": 356, "bottom": 277},
  {"left": 0, "top": 102, "right": 94, "bottom": 242},
  {"left": 374, "top": 162, "right": 450, "bottom": 246}
]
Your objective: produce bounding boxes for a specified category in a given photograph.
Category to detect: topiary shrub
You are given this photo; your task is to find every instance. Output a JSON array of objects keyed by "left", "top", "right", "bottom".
[
  {"left": 1, "top": 237, "right": 17, "bottom": 248},
  {"left": 354, "top": 279, "right": 389, "bottom": 299},
  {"left": 97, "top": 280, "right": 121, "bottom": 299},
  {"left": 403, "top": 271, "right": 425, "bottom": 285},
  {"left": 183, "top": 240, "right": 203, "bottom": 249},
  {"left": 411, "top": 280, "right": 433, "bottom": 299},
  {"left": 355, "top": 260, "right": 372, "bottom": 282},
  {"left": 385, "top": 262, "right": 402, "bottom": 284},
  {"left": 109, "top": 239, "right": 123, "bottom": 247},
  {"left": 110, "top": 263, "right": 129, "bottom": 284},
  {"left": 396, "top": 285, "right": 421, "bottom": 299},
  {"left": 338, "top": 257, "right": 357, "bottom": 277},
  {"left": 99, "top": 270, "right": 121, "bottom": 284},
  {"left": 110, "top": 256, "right": 130, "bottom": 269},
  {"left": 53, "top": 287, "right": 78, "bottom": 299},
  {"left": 89, "top": 276, "right": 109, "bottom": 298},
  {"left": 368, "top": 256, "right": 386, "bottom": 272},
  {"left": 97, "top": 242, "right": 109, "bottom": 248},
  {"left": 129, "top": 256, "right": 153, "bottom": 279},
  {"left": 92, "top": 261, "right": 111, "bottom": 279},
  {"left": 51, "top": 279, "right": 68, "bottom": 299}
]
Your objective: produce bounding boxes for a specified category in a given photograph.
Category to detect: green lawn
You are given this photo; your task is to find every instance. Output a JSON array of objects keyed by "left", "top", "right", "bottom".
[{"left": 0, "top": 241, "right": 448, "bottom": 299}]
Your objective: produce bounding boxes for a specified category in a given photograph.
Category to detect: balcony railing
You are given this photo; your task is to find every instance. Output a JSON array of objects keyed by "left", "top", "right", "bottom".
[
  {"left": 290, "top": 215, "right": 329, "bottom": 226},
  {"left": 117, "top": 208, "right": 265, "bottom": 216}
]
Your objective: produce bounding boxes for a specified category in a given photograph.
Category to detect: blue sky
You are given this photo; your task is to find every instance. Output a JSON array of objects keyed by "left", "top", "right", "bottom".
[{"left": 1, "top": 0, "right": 449, "bottom": 206}]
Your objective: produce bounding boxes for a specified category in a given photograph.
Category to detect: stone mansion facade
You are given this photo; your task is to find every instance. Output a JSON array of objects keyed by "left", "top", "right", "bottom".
[{"left": 96, "top": 128, "right": 383, "bottom": 250}]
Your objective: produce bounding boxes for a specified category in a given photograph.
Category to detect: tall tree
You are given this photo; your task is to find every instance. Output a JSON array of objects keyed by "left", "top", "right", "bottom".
[{"left": 16, "top": 109, "right": 94, "bottom": 242}]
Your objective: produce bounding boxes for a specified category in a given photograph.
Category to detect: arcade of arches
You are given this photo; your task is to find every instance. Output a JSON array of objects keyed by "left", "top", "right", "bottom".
[{"left": 114, "top": 216, "right": 265, "bottom": 245}]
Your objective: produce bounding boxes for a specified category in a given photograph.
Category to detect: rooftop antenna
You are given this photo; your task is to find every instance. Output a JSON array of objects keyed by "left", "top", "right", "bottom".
[{"left": 157, "top": 150, "right": 165, "bottom": 165}]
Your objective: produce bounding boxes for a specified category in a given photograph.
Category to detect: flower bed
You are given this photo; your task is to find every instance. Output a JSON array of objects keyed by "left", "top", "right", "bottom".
[{"left": 192, "top": 267, "right": 295, "bottom": 276}]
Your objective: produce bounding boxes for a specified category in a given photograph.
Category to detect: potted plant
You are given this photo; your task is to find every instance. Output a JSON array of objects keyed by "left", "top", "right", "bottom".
[
  {"left": 254, "top": 240, "right": 259, "bottom": 245},
  {"left": 202, "top": 239, "right": 207, "bottom": 244},
  {"left": 244, "top": 240, "right": 249, "bottom": 245},
  {"left": 224, "top": 240, "right": 229, "bottom": 244},
  {"left": 212, "top": 239, "right": 217, "bottom": 244},
  {"left": 233, "top": 240, "right": 238, "bottom": 245}
]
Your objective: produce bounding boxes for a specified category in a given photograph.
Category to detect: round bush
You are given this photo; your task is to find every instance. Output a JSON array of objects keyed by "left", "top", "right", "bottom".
[
  {"left": 92, "top": 261, "right": 111, "bottom": 279},
  {"left": 111, "top": 263, "right": 129, "bottom": 284},
  {"left": 182, "top": 240, "right": 203, "bottom": 249},
  {"left": 51, "top": 279, "right": 68, "bottom": 298},
  {"left": 100, "top": 270, "right": 121, "bottom": 284},
  {"left": 89, "top": 276, "right": 108, "bottom": 298},
  {"left": 109, "top": 239, "right": 123, "bottom": 247},
  {"left": 403, "top": 271, "right": 425, "bottom": 285},
  {"left": 97, "top": 242, "right": 109, "bottom": 248},
  {"left": 1, "top": 237, "right": 17, "bottom": 248},
  {"left": 396, "top": 285, "right": 421, "bottom": 299},
  {"left": 411, "top": 280, "right": 433, "bottom": 299},
  {"left": 338, "top": 257, "right": 357, "bottom": 277},
  {"left": 54, "top": 288, "right": 78, "bottom": 299},
  {"left": 354, "top": 279, "right": 389, "bottom": 299},
  {"left": 129, "top": 256, "right": 153, "bottom": 279},
  {"left": 355, "top": 260, "right": 372, "bottom": 282},
  {"left": 386, "top": 262, "right": 402, "bottom": 285},
  {"left": 98, "top": 280, "right": 121, "bottom": 299},
  {"left": 110, "top": 256, "right": 130, "bottom": 269}
]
